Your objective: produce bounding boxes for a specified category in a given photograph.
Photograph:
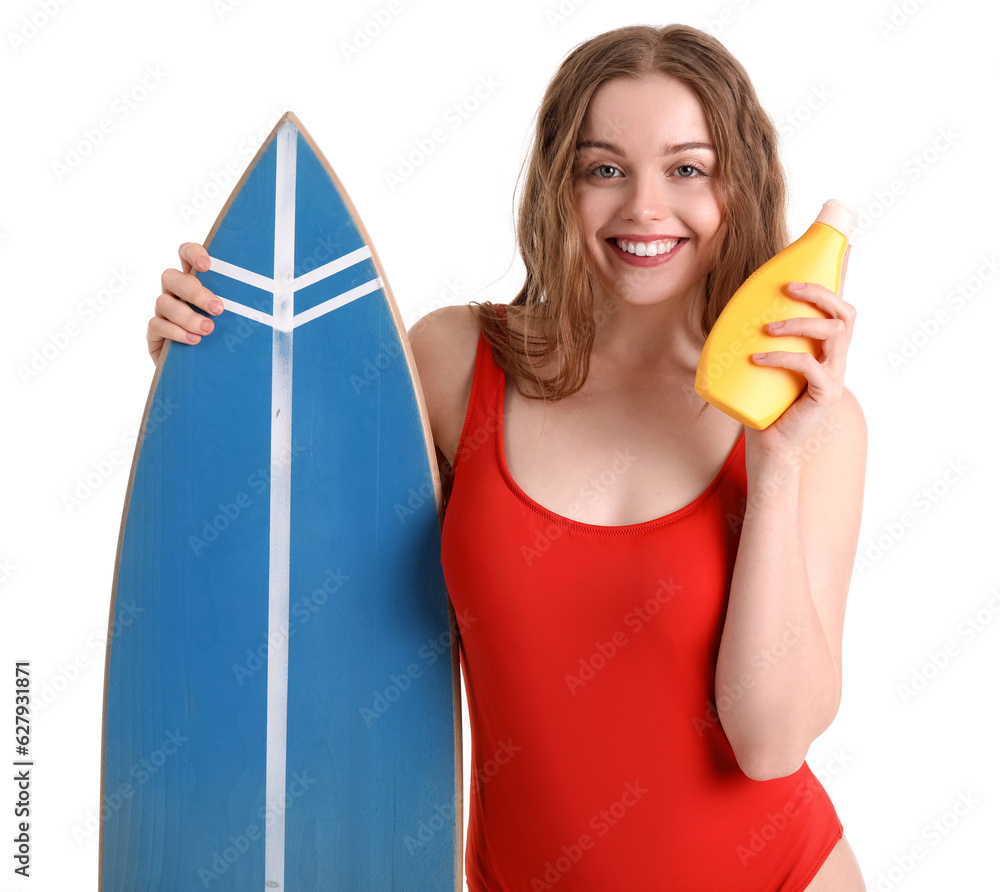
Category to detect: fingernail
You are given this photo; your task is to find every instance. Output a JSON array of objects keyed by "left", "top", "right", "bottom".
[
  {"left": 186, "top": 332, "right": 201, "bottom": 344},
  {"left": 197, "top": 257, "right": 210, "bottom": 271},
  {"left": 208, "top": 299, "right": 223, "bottom": 314},
  {"left": 768, "top": 320, "right": 785, "bottom": 330},
  {"left": 788, "top": 281, "right": 804, "bottom": 290},
  {"left": 200, "top": 319, "right": 214, "bottom": 333},
  {"left": 752, "top": 352, "right": 767, "bottom": 360}
]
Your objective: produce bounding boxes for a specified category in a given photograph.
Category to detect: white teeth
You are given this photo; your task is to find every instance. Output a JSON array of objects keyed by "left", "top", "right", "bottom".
[{"left": 615, "top": 238, "right": 680, "bottom": 256}]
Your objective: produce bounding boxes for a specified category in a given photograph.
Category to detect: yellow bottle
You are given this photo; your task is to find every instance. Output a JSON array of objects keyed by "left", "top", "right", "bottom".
[{"left": 694, "top": 199, "right": 857, "bottom": 429}]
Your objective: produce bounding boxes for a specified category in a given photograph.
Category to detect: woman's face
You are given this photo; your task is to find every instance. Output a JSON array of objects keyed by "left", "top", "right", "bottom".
[{"left": 572, "top": 74, "right": 725, "bottom": 312}]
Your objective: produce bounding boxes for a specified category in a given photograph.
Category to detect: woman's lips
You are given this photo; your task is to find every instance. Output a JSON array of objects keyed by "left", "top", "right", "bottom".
[{"left": 608, "top": 237, "right": 687, "bottom": 267}]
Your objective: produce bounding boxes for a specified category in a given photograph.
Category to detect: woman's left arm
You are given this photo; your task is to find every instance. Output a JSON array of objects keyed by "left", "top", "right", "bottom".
[{"left": 714, "top": 250, "right": 868, "bottom": 781}]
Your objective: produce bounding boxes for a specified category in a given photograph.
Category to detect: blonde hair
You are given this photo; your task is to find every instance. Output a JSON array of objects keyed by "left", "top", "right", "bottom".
[{"left": 471, "top": 23, "right": 788, "bottom": 400}]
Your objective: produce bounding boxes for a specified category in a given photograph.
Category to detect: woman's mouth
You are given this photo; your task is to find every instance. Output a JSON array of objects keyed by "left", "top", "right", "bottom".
[{"left": 608, "top": 237, "right": 687, "bottom": 265}]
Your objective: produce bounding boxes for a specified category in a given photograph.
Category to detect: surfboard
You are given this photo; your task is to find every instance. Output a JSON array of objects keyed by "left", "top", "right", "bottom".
[{"left": 99, "top": 112, "right": 462, "bottom": 891}]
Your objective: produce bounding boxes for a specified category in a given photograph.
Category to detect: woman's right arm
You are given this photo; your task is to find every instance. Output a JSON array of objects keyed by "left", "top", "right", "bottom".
[{"left": 146, "top": 242, "right": 224, "bottom": 363}]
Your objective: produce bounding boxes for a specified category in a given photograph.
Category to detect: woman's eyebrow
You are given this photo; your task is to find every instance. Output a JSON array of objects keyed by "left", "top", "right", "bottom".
[{"left": 576, "top": 138, "right": 716, "bottom": 154}]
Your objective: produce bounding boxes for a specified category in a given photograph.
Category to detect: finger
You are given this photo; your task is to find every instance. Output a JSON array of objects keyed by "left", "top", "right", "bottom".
[
  {"left": 767, "top": 317, "right": 847, "bottom": 339},
  {"left": 154, "top": 291, "right": 218, "bottom": 340},
  {"left": 786, "top": 280, "right": 856, "bottom": 336},
  {"left": 178, "top": 242, "right": 211, "bottom": 276},
  {"left": 751, "top": 350, "right": 843, "bottom": 405},
  {"left": 147, "top": 314, "right": 203, "bottom": 355},
  {"left": 160, "top": 267, "right": 223, "bottom": 316},
  {"left": 768, "top": 317, "right": 849, "bottom": 371}
]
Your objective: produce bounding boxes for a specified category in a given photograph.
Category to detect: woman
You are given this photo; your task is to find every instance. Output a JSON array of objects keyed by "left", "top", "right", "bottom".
[{"left": 148, "top": 24, "right": 867, "bottom": 892}]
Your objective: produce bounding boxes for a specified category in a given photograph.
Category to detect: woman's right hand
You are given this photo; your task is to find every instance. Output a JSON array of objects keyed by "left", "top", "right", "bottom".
[{"left": 146, "top": 242, "right": 225, "bottom": 364}]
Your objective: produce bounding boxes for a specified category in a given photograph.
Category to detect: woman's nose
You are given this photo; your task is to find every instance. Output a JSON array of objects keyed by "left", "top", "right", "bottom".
[{"left": 621, "top": 171, "right": 670, "bottom": 223}]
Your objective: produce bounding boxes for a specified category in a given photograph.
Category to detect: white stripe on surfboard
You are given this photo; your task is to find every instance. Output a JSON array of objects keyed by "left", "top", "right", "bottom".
[
  {"left": 291, "top": 276, "right": 383, "bottom": 329},
  {"left": 206, "top": 256, "right": 276, "bottom": 293},
  {"left": 264, "top": 119, "right": 297, "bottom": 891},
  {"left": 218, "top": 299, "right": 274, "bottom": 328},
  {"left": 292, "top": 244, "right": 372, "bottom": 290},
  {"left": 202, "top": 125, "right": 383, "bottom": 888},
  {"left": 205, "top": 245, "right": 371, "bottom": 296},
  {"left": 206, "top": 247, "right": 377, "bottom": 332},
  {"left": 219, "top": 277, "right": 381, "bottom": 332}
]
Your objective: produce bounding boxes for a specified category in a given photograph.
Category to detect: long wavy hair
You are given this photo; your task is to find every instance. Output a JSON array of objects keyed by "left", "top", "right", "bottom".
[{"left": 471, "top": 23, "right": 788, "bottom": 401}]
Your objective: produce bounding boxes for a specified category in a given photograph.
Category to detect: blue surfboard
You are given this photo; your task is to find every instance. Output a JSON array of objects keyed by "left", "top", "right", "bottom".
[{"left": 100, "top": 112, "right": 462, "bottom": 891}]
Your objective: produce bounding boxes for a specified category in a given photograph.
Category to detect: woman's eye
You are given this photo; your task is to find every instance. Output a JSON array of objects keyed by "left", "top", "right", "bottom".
[
  {"left": 676, "top": 165, "right": 703, "bottom": 178},
  {"left": 592, "top": 164, "right": 619, "bottom": 179}
]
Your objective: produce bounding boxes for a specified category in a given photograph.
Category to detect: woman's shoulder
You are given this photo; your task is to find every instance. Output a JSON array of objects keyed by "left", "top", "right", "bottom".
[
  {"left": 406, "top": 303, "right": 484, "bottom": 384},
  {"left": 406, "top": 303, "right": 489, "bottom": 464}
]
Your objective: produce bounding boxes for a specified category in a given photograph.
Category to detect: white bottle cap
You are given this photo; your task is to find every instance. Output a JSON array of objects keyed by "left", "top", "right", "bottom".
[{"left": 815, "top": 199, "right": 858, "bottom": 242}]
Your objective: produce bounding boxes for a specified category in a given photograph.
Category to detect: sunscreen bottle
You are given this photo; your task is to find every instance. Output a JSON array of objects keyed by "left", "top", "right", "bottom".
[{"left": 694, "top": 199, "right": 857, "bottom": 429}]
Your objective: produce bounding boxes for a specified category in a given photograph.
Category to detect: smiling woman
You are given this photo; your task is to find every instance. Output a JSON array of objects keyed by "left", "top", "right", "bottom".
[{"left": 147, "top": 21, "right": 867, "bottom": 892}]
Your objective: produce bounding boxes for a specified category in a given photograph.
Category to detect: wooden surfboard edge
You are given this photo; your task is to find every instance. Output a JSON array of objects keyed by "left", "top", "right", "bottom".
[{"left": 97, "top": 336, "right": 174, "bottom": 891}]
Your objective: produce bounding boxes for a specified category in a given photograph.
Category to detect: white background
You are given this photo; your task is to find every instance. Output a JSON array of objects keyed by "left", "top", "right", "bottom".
[{"left": 2, "top": 0, "right": 998, "bottom": 889}]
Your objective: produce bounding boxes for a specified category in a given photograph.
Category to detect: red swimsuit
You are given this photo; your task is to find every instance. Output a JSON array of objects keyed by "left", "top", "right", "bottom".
[{"left": 440, "top": 306, "right": 843, "bottom": 891}]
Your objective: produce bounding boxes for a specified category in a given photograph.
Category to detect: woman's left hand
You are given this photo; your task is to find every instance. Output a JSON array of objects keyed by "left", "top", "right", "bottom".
[{"left": 746, "top": 246, "right": 855, "bottom": 457}]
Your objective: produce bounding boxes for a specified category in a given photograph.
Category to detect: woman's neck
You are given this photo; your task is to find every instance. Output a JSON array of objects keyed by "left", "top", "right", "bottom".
[{"left": 590, "top": 284, "right": 707, "bottom": 375}]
